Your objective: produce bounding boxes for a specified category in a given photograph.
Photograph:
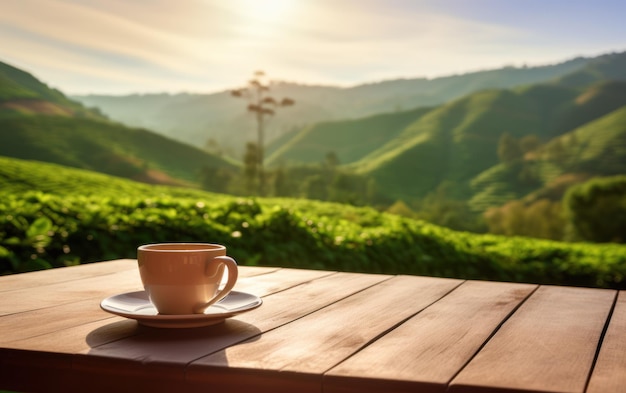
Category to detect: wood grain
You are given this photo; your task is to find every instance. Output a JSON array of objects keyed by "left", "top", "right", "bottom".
[
  {"left": 0, "top": 268, "right": 143, "bottom": 315},
  {"left": 231, "top": 267, "right": 335, "bottom": 296},
  {"left": 2, "top": 264, "right": 623, "bottom": 393},
  {"left": 0, "top": 266, "right": 311, "bottom": 350},
  {"left": 0, "top": 266, "right": 332, "bottom": 392},
  {"left": 66, "top": 271, "right": 390, "bottom": 392},
  {"left": 85, "top": 271, "right": 388, "bottom": 361},
  {"left": 186, "top": 275, "right": 462, "bottom": 393},
  {"left": 0, "top": 264, "right": 278, "bottom": 316},
  {"left": 586, "top": 290, "right": 626, "bottom": 393},
  {"left": 324, "top": 280, "right": 537, "bottom": 393},
  {"left": 449, "top": 285, "right": 616, "bottom": 393},
  {"left": 0, "top": 259, "right": 136, "bottom": 292},
  {"left": 0, "top": 298, "right": 120, "bottom": 345}
]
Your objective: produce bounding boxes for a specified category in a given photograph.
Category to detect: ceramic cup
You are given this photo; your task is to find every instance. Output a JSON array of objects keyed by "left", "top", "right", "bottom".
[{"left": 137, "top": 243, "right": 239, "bottom": 315}]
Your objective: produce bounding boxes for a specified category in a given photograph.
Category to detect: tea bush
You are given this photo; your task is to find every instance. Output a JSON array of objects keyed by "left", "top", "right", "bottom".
[
  {"left": 2, "top": 156, "right": 626, "bottom": 288},
  {"left": 2, "top": 190, "right": 626, "bottom": 288}
]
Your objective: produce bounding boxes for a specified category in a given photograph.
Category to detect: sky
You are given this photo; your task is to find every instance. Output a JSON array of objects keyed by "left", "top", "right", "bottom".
[{"left": 1, "top": 0, "right": 625, "bottom": 95}]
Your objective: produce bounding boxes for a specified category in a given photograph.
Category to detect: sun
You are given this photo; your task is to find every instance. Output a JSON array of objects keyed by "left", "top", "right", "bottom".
[{"left": 240, "top": 0, "right": 292, "bottom": 22}]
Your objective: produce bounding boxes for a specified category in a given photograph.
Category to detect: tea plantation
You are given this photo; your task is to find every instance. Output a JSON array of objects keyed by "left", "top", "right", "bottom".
[{"left": 2, "top": 156, "right": 626, "bottom": 288}]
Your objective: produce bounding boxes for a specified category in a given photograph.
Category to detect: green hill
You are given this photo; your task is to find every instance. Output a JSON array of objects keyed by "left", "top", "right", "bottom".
[
  {"left": 0, "top": 60, "right": 238, "bottom": 187},
  {"left": 350, "top": 86, "right": 574, "bottom": 200},
  {"left": 0, "top": 61, "right": 99, "bottom": 117},
  {"left": 537, "top": 105, "right": 626, "bottom": 175},
  {"left": 469, "top": 104, "right": 626, "bottom": 211},
  {"left": 73, "top": 52, "right": 602, "bottom": 155},
  {"left": 0, "top": 114, "right": 238, "bottom": 185},
  {"left": 271, "top": 57, "right": 626, "bottom": 202},
  {"left": 0, "top": 155, "right": 219, "bottom": 198},
  {"left": 2, "top": 155, "right": 626, "bottom": 289},
  {"left": 555, "top": 51, "right": 626, "bottom": 88},
  {"left": 266, "top": 106, "right": 433, "bottom": 165},
  {"left": 553, "top": 80, "right": 626, "bottom": 133}
]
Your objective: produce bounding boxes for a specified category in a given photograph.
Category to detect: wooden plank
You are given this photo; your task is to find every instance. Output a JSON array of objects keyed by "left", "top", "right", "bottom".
[
  {"left": 5, "top": 317, "right": 138, "bottom": 354},
  {"left": 232, "top": 267, "right": 335, "bottom": 296},
  {"left": 324, "top": 280, "right": 537, "bottom": 393},
  {"left": 449, "top": 285, "right": 616, "bottom": 393},
  {"left": 4, "top": 268, "right": 340, "bottom": 354},
  {"left": 82, "top": 271, "right": 387, "bottom": 359},
  {"left": 0, "top": 260, "right": 277, "bottom": 294},
  {"left": 586, "top": 290, "right": 626, "bottom": 393},
  {"left": 0, "top": 264, "right": 278, "bottom": 316},
  {"left": 0, "top": 259, "right": 136, "bottom": 292},
  {"left": 186, "top": 275, "right": 463, "bottom": 393},
  {"left": 0, "top": 299, "right": 120, "bottom": 345},
  {"left": 0, "top": 268, "right": 143, "bottom": 315},
  {"left": 0, "top": 265, "right": 284, "bottom": 346},
  {"left": 63, "top": 272, "right": 391, "bottom": 392},
  {"left": 0, "top": 266, "right": 325, "bottom": 392}
]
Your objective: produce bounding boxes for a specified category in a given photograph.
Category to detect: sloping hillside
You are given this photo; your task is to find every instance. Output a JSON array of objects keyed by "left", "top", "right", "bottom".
[
  {"left": 0, "top": 155, "right": 222, "bottom": 199},
  {"left": 73, "top": 52, "right": 602, "bottom": 154},
  {"left": 469, "top": 104, "right": 626, "bottom": 211},
  {"left": 3, "top": 155, "right": 626, "bottom": 290},
  {"left": 0, "top": 114, "right": 238, "bottom": 185},
  {"left": 0, "top": 60, "right": 238, "bottom": 187},
  {"left": 555, "top": 51, "right": 626, "bottom": 88},
  {"left": 266, "top": 106, "right": 433, "bottom": 165},
  {"left": 271, "top": 53, "right": 626, "bottom": 202},
  {"left": 0, "top": 61, "right": 101, "bottom": 118}
]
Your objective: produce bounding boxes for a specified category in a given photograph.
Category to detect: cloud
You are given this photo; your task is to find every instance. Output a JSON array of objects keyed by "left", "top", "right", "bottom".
[
  {"left": 0, "top": 0, "right": 229, "bottom": 75},
  {"left": 1, "top": 0, "right": 624, "bottom": 94}
]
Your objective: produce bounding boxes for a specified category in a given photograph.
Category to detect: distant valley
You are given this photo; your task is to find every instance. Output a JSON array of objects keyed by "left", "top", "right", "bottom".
[
  {"left": 2, "top": 50, "right": 626, "bottom": 242},
  {"left": 0, "top": 60, "right": 236, "bottom": 187},
  {"left": 72, "top": 54, "right": 595, "bottom": 156}
]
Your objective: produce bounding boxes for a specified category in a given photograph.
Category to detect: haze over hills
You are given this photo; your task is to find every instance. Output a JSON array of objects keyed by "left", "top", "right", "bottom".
[
  {"left": 0, "top": 61, "right": 104, "bottom": 119},
  {"left": 72, "top": 53, "right": 600, "bottom": 156},
  {"left": 2, "top": 49, "right": 626, "bottom": 220},
  {"left": 268, "top": 52, "right": 626, "bottom": 205},
  {"left": 0, "top": 60, "right": 237, "bottom": 187}
]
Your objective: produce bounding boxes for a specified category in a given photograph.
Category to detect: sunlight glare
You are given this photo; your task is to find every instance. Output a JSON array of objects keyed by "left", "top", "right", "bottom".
[{"left": 239, "top": 0, "right": 292, "bottom": 22}]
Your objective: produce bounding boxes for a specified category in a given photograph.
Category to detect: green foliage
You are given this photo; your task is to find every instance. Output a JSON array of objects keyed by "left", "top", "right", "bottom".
[
  {"left": 391, "top": 183, "right": 487, "bottom": 233},
  {"left": 0, "top": 114, "right": 238, "bottom": 185},
  {"left": 484, "top": 199, "right": 565, "bottom": 241},
  {"left": 267, "top": 107, "right": 431, "bottom": 165},
  {"left": 469, "top": 103, "right": 626, "bottom": 214},
  {"left": 0, "top": 60, "right": 99, "bottom": 117},
  {"left": 199, "top": 166, "right": 235, "bottom": 194},
  {"left": 2, "top": 156, "right": 626, "bottom": 289},
  {"left": 564, "top": 176, "right": 626, "bottom": 243},
  {"left": 243, "top": 142, "right": 260, "bottom": 194},
  {"left": 350, "top": 86, "right": 566, "bottom": 201},
  {"left": 556, "top": 52, "right": 626, "bottom": 89},
  {"left": 74, "top": 52, "right": 599, "bottom": 158},
  {"left": 268, "top": 72, "right": 626, "bottom": 206},
  {"left": 497, "top": 132, "right": 523, "bottom": 164},
  {"left": 469, "top": 161, "right": 543, "bottom": 212}
]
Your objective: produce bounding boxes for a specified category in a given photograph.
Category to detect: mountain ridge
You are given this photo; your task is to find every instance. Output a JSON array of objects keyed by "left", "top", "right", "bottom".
[
  {"left": 268, "top": 52, "right": 626, "bottom": 203},
  {"left": 3, "top": 50, "right": 626, "bottom": 217},
  {"left": 0, "top": 60, "right": 238, "bottom": 188},
  {"left": 72, "top": 52, "right": 611, "bottom": 155}
]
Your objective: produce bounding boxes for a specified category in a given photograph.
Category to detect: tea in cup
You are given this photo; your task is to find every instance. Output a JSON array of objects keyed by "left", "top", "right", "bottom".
[{"left": 137, "top": 243, "right": 238, "bottom": 315}]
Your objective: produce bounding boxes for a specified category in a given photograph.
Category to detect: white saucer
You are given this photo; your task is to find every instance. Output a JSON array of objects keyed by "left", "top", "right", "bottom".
[{"left": 100, "top": 290, "right": 262, "bottom": 328}]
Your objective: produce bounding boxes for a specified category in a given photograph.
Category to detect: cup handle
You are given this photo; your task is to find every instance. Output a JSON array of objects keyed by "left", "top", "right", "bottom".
[{"left": 198, "top": 255, "right": 239, "bottom": 311}]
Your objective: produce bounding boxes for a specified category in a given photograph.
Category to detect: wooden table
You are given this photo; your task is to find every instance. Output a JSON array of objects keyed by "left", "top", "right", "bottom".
[{"left": 1, "top": 259, "right": 625, "bottom": 393}]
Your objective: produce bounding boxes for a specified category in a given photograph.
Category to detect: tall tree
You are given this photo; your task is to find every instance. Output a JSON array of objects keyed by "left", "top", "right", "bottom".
[
  {"left": 563, "top": 175, "right": 626, "bottom": 243},
  {"left": 497, "top": 132, "right": 523, "bottom": 165},
  {"left": 231, "top": 71, "right": 295, "bottom": 195},
  {"left": 243, "top": 142, "right": 260, "bottom": 195}
]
